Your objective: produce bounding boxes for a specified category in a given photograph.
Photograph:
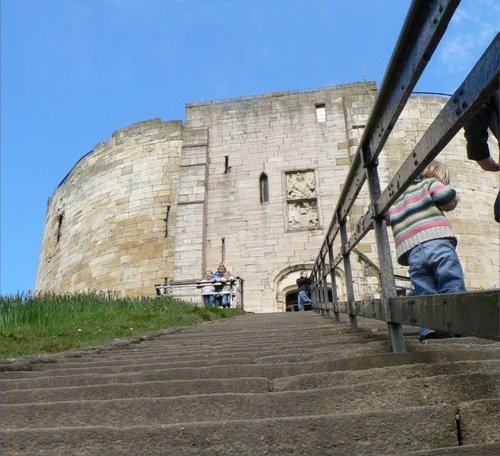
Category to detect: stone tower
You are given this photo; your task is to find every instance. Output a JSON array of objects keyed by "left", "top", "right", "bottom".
[{"left": 35, "top": 83, "right": 500, "bottom": 312}]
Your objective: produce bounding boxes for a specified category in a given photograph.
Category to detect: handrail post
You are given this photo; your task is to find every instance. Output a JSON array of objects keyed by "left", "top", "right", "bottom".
[
  {"left": 314, "top": 262, "right": 322, "bottom": 310},
  {"left": 321, "top": 254, "right": 329, "bottom": 316},
  {"left": 312, "top": 268, "right": 321, "bottom": 315},
  {"left": 327, "top": 241, "right": 340, "bottom": 323},
  {"left": 309, "top": 268, "right": 317, "bottom": 313},
  {"left": 363, "top": 149, "right": 405, "bottom": 352},
  {"left": 239, "top": 278, "right": 244, "bottom": 310},
  {"left": 316, "top": 268, "right": 323, "bottom": 314},
  {"left": 339, "top": 214, "right": 358, "bottom": 332},
  {"left": 314, "top": 262, "right": 323, "bottom": 314}
]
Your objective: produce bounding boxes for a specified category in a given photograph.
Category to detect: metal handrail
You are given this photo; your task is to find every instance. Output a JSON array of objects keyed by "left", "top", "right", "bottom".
[
  {"left": 309, "top": 0, "right": 500, "bottom": 352},
  {"left": 154, "top": 278, "right": 245, "bottom": 309}
]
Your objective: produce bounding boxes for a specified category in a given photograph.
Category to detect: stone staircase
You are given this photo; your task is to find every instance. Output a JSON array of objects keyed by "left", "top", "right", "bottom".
[{"left": 1, "top": 312, "right": 499, "bottom": 455}]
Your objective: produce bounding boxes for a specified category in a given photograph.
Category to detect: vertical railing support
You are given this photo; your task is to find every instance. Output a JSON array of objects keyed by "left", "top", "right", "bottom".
[
  {"left": 314, "top": 269, "right": 322, "bottom": 315},
  {"left": 327, "top": 241, "right": 340, "bottom": 323},
  {"left": 316, "top": 263, "right": 324, "bottom": 315},
  {"left": 339, "top": 214, "right": 358, "bottom": 332},
  {"left": 363, "top": 150, "right": 405, "bottom": 352},
  {"left": 319, "top": 262, "right": 326, "bottom": 316},
  {"left": 321, "top": 254, "right": 330, "bottom": 316},
  {"left": 310, "top": 268, "right": 318, "bottom": 314},
  {"left": 314, "top": 262, "right": 323, "bottom": 311}
]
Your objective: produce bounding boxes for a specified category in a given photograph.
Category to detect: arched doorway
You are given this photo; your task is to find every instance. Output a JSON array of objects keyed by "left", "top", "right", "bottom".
[
  {"left": 285, "top": 289, "right": 298, "bottom": 312},
  {"left": 274, "top": 265, "right": 311, "bottom": 312},
  {"left": 285, "top": 289, "right": 313, "bottom": 312},
  {"left": 274, "top": 264, "right": 341, "bottom": 312}
]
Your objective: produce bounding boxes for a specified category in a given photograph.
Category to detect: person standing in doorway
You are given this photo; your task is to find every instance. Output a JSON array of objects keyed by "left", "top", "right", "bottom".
[{"left": 296, "top": 271, "right": 312, "bottom": 312}]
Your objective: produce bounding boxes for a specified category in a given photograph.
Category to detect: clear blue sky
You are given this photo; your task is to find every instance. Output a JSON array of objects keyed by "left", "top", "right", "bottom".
[{"left": 1, "top": 0, "right": 498, "bottom": 296}]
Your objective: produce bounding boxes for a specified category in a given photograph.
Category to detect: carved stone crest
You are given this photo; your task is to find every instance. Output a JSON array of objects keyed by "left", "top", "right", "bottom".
[
  {"left": 286, "top": 171, "right": 318, "bottom": 230},
  {"left": 286, "top": 171, "right": 316, "bottom": 199}
]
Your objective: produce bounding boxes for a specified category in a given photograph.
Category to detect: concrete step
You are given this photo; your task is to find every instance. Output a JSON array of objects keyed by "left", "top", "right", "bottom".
[
  {"left": 271, "top": 359, "right": 500, "bottom": 391},
  {"left": 3, "top": 315, "right": 493, "bottom": 374},
  {"left": 0, "top": 377, "right": 271, "bottom": 404},
  {"left": 1, "top": 373, "right": 497, "bottom": 429},
  {"left": 380, "top": 442, "right": 500, "bottom": 455},
  {"left": 0, "top": 357, "right": 257, "bottom": 379},
  {"left": 1, "top": 401, "right": 498, "bottom": 455},
  {"left": 25, "top": 334, "right": 383, "bottom": 366},
  {"left": 2, "top": 358, "right": 498, "bottom": 403},
  {"left": 1, "top": 312, "right": 497, "bottom": 456},
  {"left": 1, "top": 349, "right": 497, "bottom": 392},
  {"left": 3, "top": 360, "right": 497, "bottom": 405},
  {"left": 5, "top": 336, "right": 497, "bottom": 377},
  {"left": 19, "top": 338, "right": 386, "bottom": 371}
]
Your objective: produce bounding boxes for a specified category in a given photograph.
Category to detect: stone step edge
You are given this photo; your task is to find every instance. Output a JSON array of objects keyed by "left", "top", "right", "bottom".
[
  {"left": 0, "top": 377, "right": 272, "bottom": 404},
  {"left": 379, "top": 442, "right": 500, "bottom": 455},
  {"left": 1, "top": 373, "right": 496, "bottom": 428},
  {"left": 2, "top": 348, "right": 498, "bottom": 381},
  {"left": 1, "top": 403, "right": 495, "bottom": 454},
  {"left": 2, "top": 350, "right": 499, "bottom": 392},
  {"left": 0, "top": 331, "right": 384, "bottom": 372},
  {"left": 3, "top": 361, "right": 499, "bottom": 403}
]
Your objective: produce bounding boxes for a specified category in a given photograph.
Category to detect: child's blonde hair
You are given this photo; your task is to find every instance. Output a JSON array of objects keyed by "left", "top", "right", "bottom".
[{"left": 420, "top": 160, "right": 450, "bottom": 184}]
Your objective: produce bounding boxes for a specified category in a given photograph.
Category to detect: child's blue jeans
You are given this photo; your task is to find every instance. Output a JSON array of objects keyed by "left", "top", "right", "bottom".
[
  {"left": 408, "top": 238, "right": 465, "bottom": 295},
  {"left": 203, "top": 295, "right": 214, "bottom": 307},
  {"left": 408, "top": 238, "right": 465, "bottom": 337}
]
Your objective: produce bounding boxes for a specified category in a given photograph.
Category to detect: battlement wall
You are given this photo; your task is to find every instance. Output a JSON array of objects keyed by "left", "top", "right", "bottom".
[{"left": 35, "top": 120, "right": 183, "bottom": 296}]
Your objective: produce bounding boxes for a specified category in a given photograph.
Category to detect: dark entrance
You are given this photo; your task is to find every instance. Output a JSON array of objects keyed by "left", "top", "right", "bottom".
[
  {"left": 285, "top": 290, "right": 312, "bottom": 312},
  {"left": 286, "top": 289, "right": 333, "bottom": 312}
]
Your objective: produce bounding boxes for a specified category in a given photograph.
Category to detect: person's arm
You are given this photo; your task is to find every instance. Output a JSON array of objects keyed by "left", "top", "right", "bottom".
[
  {"left": 476, "top": 157, "right": 500, "bottom": 172},
  {"left": 428, "top": 178, "right": 458, "bottom": 212},
  {"left": 438, "top": 193, "right": 459, "bottom": 211},
  {"left": 464, "top": 98, "right": 499, "bottom": 172},
  {"left": 464, "top": 104, "right": 492, "bottom": 161}
]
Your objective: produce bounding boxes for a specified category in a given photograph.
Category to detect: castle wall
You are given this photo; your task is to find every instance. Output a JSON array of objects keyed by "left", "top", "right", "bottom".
[
  {"left": 35, "top": 119, "right": 183, "bottom": 296},
  {"left": 35, "top": 84, "right": 499, "bottom": 310},
  {"left": 170, "top": 126, "right": 210, "bottom": 302},
  {"left": 182, "top": 84, "right": 378, "bottom": 312}
]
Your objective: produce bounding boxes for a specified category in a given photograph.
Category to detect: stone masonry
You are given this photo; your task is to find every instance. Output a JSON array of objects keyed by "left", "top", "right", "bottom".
[{"left": 35, "top": 83, "right": 500, "bottom": 312}]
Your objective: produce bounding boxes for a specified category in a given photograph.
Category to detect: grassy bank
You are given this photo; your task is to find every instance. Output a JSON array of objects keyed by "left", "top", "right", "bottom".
[{"left": 0, "top": 293, "right": 245, "bottom": 361}]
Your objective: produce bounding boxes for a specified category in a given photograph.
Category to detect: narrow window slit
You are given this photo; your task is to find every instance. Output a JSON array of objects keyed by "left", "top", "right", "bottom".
[
  {"left": 224, "top": 156, "right": 231, "bottom": 174},
  {"left": 56, "top": 213, "right": 64, "bottom": 243},
  {"left": 260, "top": 172, "right": 269, "bottom": 203},
  {"left": 163, "top": 206, "right": 171, "bottom": 237}
]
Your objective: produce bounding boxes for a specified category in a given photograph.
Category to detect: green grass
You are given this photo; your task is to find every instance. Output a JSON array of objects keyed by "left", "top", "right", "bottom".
[{"left": 0, "top": 292, "right": 245, "bottom": 361}]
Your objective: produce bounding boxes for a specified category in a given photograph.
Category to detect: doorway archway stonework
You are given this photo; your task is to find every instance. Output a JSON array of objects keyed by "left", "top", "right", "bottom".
[
  {"left": 273, "top": 264, "right": 346, "bottom": 312},
  {"left": 274, "top": 264, "right": 312, "bottom": 312}
]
